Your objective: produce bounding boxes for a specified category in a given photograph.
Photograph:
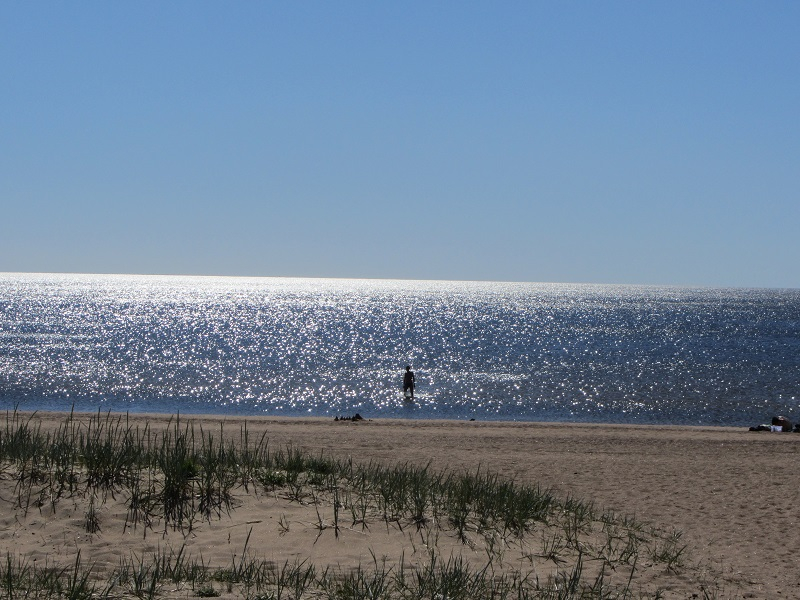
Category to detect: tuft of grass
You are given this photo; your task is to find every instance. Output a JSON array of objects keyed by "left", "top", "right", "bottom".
[
  {"left": 648, "top": 529, "right": 688, "bottom": 573},
  {"left": 195, "top": 583, "right": 220, "bottom": 597},
  {"left": 63, "top": 551, "right": 97, "bottom": 600},
  {"left": 0, "top": 547, "right": 99, "bottom": 600},
  {"left": 84, "top": 494, "right": 101, "bottom": 534}
]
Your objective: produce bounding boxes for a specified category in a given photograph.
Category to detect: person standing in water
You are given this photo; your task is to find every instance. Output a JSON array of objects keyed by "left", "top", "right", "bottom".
[{"left": 403, "top": 365, "right": 415, "bottom": 400}]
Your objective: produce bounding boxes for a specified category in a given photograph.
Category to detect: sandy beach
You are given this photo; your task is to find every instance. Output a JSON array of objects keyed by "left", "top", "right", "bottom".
[{"left": 1, "top": 411, "right": 797, "bottom": 598}]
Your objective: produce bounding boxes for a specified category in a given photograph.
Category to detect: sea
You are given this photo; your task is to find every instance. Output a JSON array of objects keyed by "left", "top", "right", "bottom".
[{"left": 1, "top": 273, "right": 798, "bottom": 427}]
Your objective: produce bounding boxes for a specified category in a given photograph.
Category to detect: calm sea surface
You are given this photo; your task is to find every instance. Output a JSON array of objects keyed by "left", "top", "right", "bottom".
[{"left": 1, "top": 273, "right": 798, "bottom": 426}]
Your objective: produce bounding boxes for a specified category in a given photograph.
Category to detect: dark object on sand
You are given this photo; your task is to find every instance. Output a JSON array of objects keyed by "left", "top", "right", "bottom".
[
  {"left": 749, "top": 415, "right": 793, "bottom": 432},
  {"left": 772, "top": 415, "right": 792, "bottom": 431},
  {"left": 334, "top": 413, "right": 364, "bottom": 422}
]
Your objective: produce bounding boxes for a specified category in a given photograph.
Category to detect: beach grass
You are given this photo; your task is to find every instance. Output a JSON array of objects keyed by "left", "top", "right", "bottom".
[{"left": 0, "top": 409, "right": 718, "bottom": 599}]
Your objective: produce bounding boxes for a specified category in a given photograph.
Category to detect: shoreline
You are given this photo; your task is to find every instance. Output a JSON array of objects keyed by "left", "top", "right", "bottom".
[
  {"left": 2, "top": 405, "right": 760, "bottom": 430},
  {"left": 2, "top": 409, "right": 797, "bottom": 597}
]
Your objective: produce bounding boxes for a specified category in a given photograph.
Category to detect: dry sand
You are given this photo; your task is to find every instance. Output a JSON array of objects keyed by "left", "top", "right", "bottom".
[{"left": 2, "top": 411, "right": 798, "bottom": 598}]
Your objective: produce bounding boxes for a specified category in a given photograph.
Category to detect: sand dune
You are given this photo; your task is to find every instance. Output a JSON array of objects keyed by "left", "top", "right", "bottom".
[{"left": 1, "top": 411, "right": 796, "bottom": 598}]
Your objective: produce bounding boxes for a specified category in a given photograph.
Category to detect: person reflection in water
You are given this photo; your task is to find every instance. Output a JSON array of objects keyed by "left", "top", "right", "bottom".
[{"left": 403, "top": 365, "right": 415, "bottom": 400}]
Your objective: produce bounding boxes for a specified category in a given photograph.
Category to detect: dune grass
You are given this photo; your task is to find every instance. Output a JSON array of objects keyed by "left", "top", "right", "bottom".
[{"left": 0, "top": 409, "right": 719, "bottom": 599}]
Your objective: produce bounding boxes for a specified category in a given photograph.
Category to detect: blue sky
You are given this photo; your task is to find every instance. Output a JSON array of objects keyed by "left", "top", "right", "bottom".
[{"left": 2, "top": 2, "right": 798, "bottom": 288}]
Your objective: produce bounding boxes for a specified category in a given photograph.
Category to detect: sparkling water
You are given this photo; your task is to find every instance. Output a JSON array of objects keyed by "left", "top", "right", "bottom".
[{"left": 1, "top": 273, "right": 798, "bottom": 426}]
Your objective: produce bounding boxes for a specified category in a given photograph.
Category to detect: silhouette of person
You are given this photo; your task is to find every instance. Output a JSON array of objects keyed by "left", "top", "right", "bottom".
[{"left": 403, "top": 365, "right": 415, "bottom": 400}]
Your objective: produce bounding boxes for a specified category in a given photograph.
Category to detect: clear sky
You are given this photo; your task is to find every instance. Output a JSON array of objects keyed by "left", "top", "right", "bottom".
[{"left": 2, "top": 2, "right": 798, "bottom": 288}]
